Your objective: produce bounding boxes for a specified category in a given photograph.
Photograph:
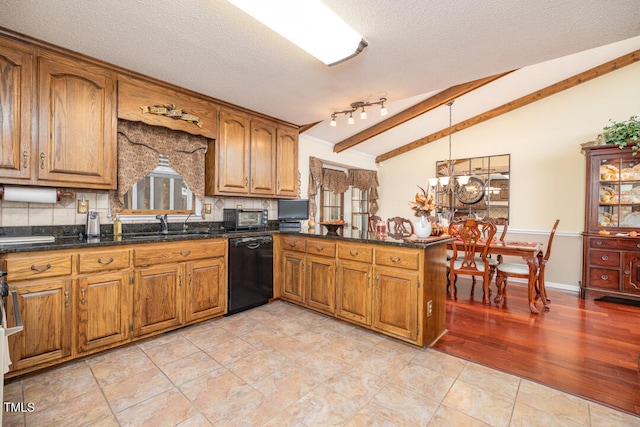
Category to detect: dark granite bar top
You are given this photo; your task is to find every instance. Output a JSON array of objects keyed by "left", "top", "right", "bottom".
[{"left": 281, "top": 227, "right": 453, "bottom": 249}]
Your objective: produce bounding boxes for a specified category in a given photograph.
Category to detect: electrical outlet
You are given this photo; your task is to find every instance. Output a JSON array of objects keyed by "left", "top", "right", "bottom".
[
  {"left": 427, "top": 300, "right": 433, "bottom": 317},
  {"left": 77, "top": 200, "right": 89, "bottom": 213},
  {"left": 204, "top": 203, "right": 212, "bottom": 214}
]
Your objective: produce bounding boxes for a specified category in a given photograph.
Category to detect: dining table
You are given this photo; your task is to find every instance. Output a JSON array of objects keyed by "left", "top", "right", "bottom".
[{"left": 448, "top": 238, "right": 547, "bottom": 314}]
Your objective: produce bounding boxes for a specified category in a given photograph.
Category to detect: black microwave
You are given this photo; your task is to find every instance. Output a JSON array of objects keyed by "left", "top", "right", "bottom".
[{"left": 223, "top": 208, "right": 268, "bottom": 230}]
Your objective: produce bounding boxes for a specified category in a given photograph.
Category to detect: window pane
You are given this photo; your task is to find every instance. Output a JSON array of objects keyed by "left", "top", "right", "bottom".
[{"left": 124, "top": 155, "right": 195, "bottom": 212}]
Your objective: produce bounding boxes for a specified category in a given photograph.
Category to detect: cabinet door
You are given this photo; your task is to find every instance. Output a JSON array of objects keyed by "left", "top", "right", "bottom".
[
  {"left": 37, "top": 51, "right": 116, "bottom": 188},
  {"left": 185, "top": 258, "right": 227, "bottom": 322},
  {"left": 7, "top": 279, "right": 72, "bottom": 372},
  {"left": 250, "top": 119, "right": 276, "bottom": 195},
  {"left": 276, "top": 127, "right": 299, "bottom": 197},
  {"left": 133, "top": 264, "right": 183, "bottom": 337},
  {"left": 336, "top": 260, "right": 372, "bottom": 326},
  {"left": 282, "top": 251, "right": 305, "bottom": 303},
  {"left": 0, "top": 38, "right": 34, "bottom": 182},
  {"left": 305, "top": 255, "right": 336, "bottom": 315},
  {"left": 217, "top": 109, "right": 250, "bottom": 194},
  {"left": 622, "top": 253, "right": 640, "bottom": 295},
  {"left": 372, "top": 266, "right": 419, "bottom": 343},
  {"left": 77, "top": 272, "right": 131, "bottom": 353}
]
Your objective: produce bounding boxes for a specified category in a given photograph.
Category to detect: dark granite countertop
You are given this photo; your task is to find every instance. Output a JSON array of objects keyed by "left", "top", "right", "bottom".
[
  {"left": 0, "top": 223, "right": 275, "bottom": 254},
  {"left": 0, "top": 223, "right": 452, "bottom": 254},
  {"left": 281, "top": 227, "right": 453, "bottom": 249}
]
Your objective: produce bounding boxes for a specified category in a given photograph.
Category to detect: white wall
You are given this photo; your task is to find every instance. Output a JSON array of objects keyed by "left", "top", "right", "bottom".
[{"left": 376, "top": 61, "right": 640, "bottom": 289}]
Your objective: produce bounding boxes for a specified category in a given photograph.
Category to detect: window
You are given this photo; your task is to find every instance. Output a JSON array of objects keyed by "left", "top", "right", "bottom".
[
  {"left": 320, "top": 188, "right": 343, "bottom": 222},
  {"left": 351, "top": 188, "right": 368, "bottom": 234},
  {"left": 123, "top": 155, "right": 198, "bottom": 215}
]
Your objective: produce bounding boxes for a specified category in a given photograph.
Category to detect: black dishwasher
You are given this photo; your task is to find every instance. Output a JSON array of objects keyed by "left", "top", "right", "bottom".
[{"left": 227, "top": 235, "right": 273, "bottom": 315}]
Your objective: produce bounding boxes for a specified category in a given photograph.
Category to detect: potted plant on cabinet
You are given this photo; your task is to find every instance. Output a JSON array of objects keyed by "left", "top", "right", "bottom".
[{"left": 602, "top": 115, "right": 640, "bottom": 155}]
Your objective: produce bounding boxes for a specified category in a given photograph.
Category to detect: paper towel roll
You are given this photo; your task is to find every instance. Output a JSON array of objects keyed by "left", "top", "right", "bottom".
[{"left": 2, "top": 186, "right": 58, "bottom": 203}]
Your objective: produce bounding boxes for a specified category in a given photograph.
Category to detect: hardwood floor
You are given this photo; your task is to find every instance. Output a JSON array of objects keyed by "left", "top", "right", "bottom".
[{"left": 433, "top": 278, "right": 640, "bottom": 417}]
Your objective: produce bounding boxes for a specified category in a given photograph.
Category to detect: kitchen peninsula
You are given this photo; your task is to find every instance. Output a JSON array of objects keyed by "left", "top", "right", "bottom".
[
  {"left": 0, "top": 227, "right": 452, "bottom": 378},
  {"left": 274, "top": 229, "right": 453, "bottom": 348}
]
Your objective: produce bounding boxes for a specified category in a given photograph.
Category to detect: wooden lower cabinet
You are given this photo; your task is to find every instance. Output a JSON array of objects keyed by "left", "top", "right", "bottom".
[
  {"left": 275, "top": 235, "right": 441, "bottom": 347},
  {"left": 336, "top": 260, "right": 372, "bottom": 326},
  {"left": 7, "top": 278, "right": 73, "bottom": 372},
  {"left": 185, "top": 258, "right": 227, "bottom": 322},
  {"left": 77, "top": 272, "right": 131, "bottom": 353},
  {"left": 132, "top": 240, "right": 228, "bottom": 338},
  {"left": 1, "top": 238, "right": 227, "bottom": 378},
  {"left": 305, "top": 254, "right": 336, "bottom": 315},
  {"left": 582, "top": 235, "right": 640, "bottom": 297},
  {"left": 282, "top": 251, "right": 305, "bottom": 303},
  {"left": 134, "top": 264, "right": 183, "bottom": 337},
  {"left": 373, "top": 266, "right": 419, "bottom": 342}
]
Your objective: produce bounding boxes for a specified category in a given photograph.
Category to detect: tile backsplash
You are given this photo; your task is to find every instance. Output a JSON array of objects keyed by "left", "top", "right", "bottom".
[{"left": 0, "top": 191, "right": 278, "bottom": 227}]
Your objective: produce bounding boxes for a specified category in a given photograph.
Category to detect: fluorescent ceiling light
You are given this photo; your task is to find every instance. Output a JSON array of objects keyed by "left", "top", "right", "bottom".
[{"left": 227, "top": 0, "right": 367, "bottom": 66}]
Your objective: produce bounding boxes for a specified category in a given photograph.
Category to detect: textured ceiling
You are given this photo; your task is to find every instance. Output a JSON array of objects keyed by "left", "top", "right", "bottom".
[{"left": 1, "top": 0, "right": 639, "bottom": 157}]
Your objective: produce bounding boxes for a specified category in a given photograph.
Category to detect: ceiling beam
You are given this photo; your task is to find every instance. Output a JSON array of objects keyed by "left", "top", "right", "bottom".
[
  {"left": 332, "top": 71, "right": 514, "bottom": 153},
  {"left": 375, "top": 48, "right": 640, "bottom": 163}
]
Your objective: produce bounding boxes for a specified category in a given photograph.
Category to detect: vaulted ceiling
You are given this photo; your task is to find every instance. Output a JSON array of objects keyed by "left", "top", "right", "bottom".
[{"left": 1, "top": 0, "right": 639, "bottom": 159}]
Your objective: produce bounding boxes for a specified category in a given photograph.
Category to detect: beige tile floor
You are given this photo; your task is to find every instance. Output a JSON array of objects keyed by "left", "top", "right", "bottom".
[{"left": 3, "top": 300, "right": 640, "bottom": 427}]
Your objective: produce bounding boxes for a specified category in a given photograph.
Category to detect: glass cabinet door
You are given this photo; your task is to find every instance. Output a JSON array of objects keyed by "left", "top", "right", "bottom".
[{"left": 598, "top": 157, "right": 640, "bottom": 229}]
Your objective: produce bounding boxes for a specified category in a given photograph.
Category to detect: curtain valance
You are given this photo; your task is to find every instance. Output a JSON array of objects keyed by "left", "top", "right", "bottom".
[
  {"left": 307, "top": 157, "right": 380, "bottom": 216},
  {"left": 110, "top": 120, "right": 208, "bottom": 214}
]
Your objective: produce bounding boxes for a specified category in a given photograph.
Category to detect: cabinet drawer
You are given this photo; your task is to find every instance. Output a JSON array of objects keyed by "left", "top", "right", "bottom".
[
  {"left": 134, "top": 240, "right": 226, "bottom": 266},
  {"left": 588, "top": 267, "right": 620, "bottom": 291},
  {"left": 306, "top": 239, "right": 336, "bottom": 257},
  {"left": 617, "top": 239, "right": 640, "bottom": 251},
  {"left": 589, "top": 238, "right": 619, "bottom": 249},
  {"left": 280, "top": 236, "right": 306, "bottom": 253},
  {"left": 337, "top": 243, "right": 373, "bottom": 263},
  {"left": 588, "top": 250, "right": 620, "bottom": 267},
  {"left": 375, "top": 247, "right": 420, "bottom": 270},
  {"left": 78, "top": 248, "right": 130, "bottom": 273},
  {"left": 6, "top": 253, "right": 73, "bottom": 281}
]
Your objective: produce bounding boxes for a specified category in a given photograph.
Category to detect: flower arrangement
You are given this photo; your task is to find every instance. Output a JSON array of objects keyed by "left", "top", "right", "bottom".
[{"left": 409, "top": 185, "right": 436, "bottom": 217}]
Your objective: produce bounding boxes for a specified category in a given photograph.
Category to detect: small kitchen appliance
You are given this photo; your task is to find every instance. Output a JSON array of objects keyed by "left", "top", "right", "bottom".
[
  {"left": 223, "top": 208, "right": 268, "bottom": 231},
  {"left": 86, "top": 211, "right": 100, "bottom": 237}
]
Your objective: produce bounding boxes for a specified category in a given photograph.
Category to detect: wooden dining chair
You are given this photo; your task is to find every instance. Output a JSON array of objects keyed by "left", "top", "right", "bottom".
[
  {"left": 387, "top": 216, "right": 414, "bottom": 237},
  {"left": 485, "top": 217, "right": 508, "bottom": 263},
  {"left": 495, "top": 219, "right": 560, "bottom": 310},
  {"left": 448, "top": 218, "right": 496, "bottom": 304}
]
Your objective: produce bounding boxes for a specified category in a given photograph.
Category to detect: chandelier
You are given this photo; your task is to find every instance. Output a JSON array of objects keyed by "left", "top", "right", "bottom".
[
  {"left": 330, "top": 98, "right": 388, "bottom": 126},
  {"left": 428, "top": 100, "right": 469, "bottom": 217}
]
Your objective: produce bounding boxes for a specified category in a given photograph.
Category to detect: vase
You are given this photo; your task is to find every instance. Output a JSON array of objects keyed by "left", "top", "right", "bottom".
[{"left": 415, "top": 215, "right": 432, "bottom": 238}]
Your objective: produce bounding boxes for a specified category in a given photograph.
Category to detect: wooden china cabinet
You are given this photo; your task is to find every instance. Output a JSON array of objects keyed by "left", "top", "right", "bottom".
[{"left": 582, "top": 143, "right": 640, "bottom": 299}]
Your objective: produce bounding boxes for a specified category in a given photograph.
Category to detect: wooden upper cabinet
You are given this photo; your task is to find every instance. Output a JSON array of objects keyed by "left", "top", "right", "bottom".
[
  {"left": 36, "top": 51, "right": 117, "bottom": 189},
  {"left": 215, "top": 108, "right": 251, "bottom": 194},
  {"left": 0, "top": 37, "right": 34, "bottom": 183},
  {"left": 276, "top": 126, "right": 299, "bottom": 198},
  {"left": 250, "top": 119, "right": 276, "bottom": 196},
  {"left": 117, "top": 75, "right": 218, "bottom": 140}
]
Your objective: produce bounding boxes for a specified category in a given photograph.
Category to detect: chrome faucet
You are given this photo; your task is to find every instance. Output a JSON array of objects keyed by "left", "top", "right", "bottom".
[
  {"left": 156, "top": 214, "right": 169, "bottom": 234},
  {"left": 182, "top": 212, "right": 193, "bottom": 233}
]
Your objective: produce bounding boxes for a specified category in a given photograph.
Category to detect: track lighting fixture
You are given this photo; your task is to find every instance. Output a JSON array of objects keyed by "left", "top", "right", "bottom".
[{"left": 330, "top": 98, "right": 387, "bottom": 126}]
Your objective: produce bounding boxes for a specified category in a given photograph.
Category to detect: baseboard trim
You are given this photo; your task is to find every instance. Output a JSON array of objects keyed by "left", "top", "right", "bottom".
[{"left": 506, "top": 277, "right": 580, "bottom": 294}]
